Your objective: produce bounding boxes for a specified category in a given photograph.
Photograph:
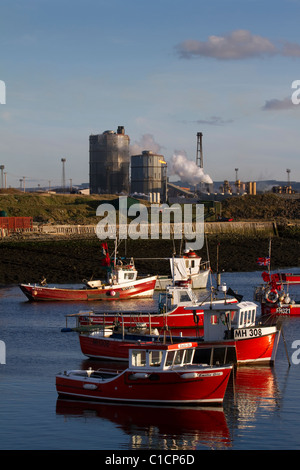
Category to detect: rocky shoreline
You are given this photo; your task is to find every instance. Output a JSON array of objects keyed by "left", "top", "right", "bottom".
[{"left": 0, "top": 234, "right": 299, "bottom": 285}]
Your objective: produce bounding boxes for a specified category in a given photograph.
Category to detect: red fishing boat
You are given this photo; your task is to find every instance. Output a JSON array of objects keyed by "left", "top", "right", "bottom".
[
  {"left": 70, "top": 283, "right": 238, "bottom": 336},
  {"left": 197, "top": 301, "right": 280, "bottom": 364},
  {"left": 271, "top": 272, "right": 300, "bottom": 285},
  {"left": 56, "top": 342, "right": 233, "bottom": 405},
  {"left": 254, "top": 271, "right": 300, "bottom": 316},
  {"left": 76, "top": 297, "right": 280, "bottom": 365},
  {"left": 19, "top": 259, "right": 157, "bottom": 301}
]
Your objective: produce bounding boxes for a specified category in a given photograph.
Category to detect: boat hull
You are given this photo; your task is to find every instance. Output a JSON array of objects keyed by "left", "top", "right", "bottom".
[
  {"left": 273, "top": 272, "right": 300, "bottom": 285},
  {"left": 261, "top": 302, "right": 300, "bottom": 316},
  {"left": 79, "top": 327, "right": 280, "bottom": 365},
  {"left": 79, "top": 333, "right": 161, "bottom": 361},
  {"left": 56, "top": 366, "right": 232, "bottom": 405},
  {"left": 78, "top": 305, "right": 205, "bottom": 336},
  {"left": 76, "top": 298, "right": 238, "bottom": 336},
  {"left": 201, "top": 328, "right": 280, "bottom": 365},
  {"left": 19, "top": 276, "right": 157, "bottom": 301}
]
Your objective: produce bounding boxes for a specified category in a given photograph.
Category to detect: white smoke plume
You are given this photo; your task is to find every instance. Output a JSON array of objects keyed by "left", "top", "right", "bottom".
[
  {"left": 130, "top": 134, "right": 163, "bottom": 155},
  {"left": 171, "top": 152, "right": 213, "bottom": 186}
]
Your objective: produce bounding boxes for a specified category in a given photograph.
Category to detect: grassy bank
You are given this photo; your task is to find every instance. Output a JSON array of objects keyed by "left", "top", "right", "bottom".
[{"left": 0, "top": 191, "right": 299, "bottom": 224}]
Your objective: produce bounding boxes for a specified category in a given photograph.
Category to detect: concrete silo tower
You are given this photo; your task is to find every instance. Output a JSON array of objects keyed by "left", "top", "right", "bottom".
[
  {"left": 131, "top": 150, "right": 167, "bottom": 202},
  {"left": 89, "top": 126, "right": 130, "bottom": 194}
]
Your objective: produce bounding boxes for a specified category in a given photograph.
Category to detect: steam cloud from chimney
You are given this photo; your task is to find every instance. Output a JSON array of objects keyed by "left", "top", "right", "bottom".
[{"left": 171, "top": 152, "right": 213, "bottom": 186}]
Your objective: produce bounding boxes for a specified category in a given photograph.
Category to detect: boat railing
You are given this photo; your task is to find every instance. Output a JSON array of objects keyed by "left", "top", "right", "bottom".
[{"left": 63, "top": 310, "right": 159, "bottom": 336}]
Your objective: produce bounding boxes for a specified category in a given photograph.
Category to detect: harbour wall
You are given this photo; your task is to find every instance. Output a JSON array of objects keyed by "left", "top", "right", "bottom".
[{"left": 0, "top": 220, "right": 277, "bottom": 238}]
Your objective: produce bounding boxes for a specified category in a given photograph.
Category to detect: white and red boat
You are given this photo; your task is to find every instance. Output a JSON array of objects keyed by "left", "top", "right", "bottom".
[
  {"left": 271, "top": 272, "right": 300, "bottom": 285},
  {"left": 19, "top": 259, "right": 157, "bottom": 302},
  {"left": 255, "top": 272, "right": 300, "bottom": 316},
  {"left": 70, "top": 283, "right": 238, "bottom": 336},
  {"left": 76, "top": 297, "right": 280, "bottom": 365},
  {"left": 155, "top": 250, "right": 210, "bottom": 290},
  {"left": 197, "top": 301, "right": 281, "bottom": 365},
  {"left": 56, "top": 341, "right": 233, "bottom": 405}
]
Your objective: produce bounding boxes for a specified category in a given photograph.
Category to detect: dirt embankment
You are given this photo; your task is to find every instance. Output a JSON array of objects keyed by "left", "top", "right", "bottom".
[
  {"left": 0, "top": 234, "right": 299, "bottom": 285},
  {"left": 0, "top": 192, "right": 299, "bottom": 285}
]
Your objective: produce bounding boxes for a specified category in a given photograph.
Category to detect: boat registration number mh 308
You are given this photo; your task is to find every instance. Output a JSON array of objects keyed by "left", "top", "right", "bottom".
[{"left": 234, "top": 328, "right": 263, "bottom": 339}]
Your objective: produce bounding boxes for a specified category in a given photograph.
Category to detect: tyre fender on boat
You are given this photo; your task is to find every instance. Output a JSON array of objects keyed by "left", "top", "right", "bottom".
[
  {"left": 265, "top": 289, "right": 279, "bottom": 303},
  {"left": 193, "top": 311, "right": 199, "bottom": 325}
]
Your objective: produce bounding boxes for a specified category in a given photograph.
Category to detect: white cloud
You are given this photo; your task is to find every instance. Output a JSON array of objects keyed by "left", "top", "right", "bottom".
[{"left": 176, "top": 29, "right": 300, "bottom": 60}]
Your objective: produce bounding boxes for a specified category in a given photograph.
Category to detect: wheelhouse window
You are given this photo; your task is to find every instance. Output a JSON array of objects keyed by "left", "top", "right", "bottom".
[
  {"left": 174, "top": 349, "right": 185, "bottom": 365},
  {"left": 124, "top": 273, "right": 135, "bottom": 280},
  {"left": 165, "top": 348, "right": 194, "bottom": 366},
  {"left": 149, "top": 350, "right": 163, "bottom": 367},
  {"left": 132, "top": 350, "right": 146, "bottom": 367},
  {"left": 185, "top": 349, "right": 194, "bottom": 364},
  {"left": 179, "top": 291, "right": 190, "bottom": 302},
  {"left": 165, "top": 350, "right": 176, "bottom": 366}
]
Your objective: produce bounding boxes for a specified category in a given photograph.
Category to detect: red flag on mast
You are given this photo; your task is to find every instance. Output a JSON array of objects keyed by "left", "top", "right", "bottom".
[{"left": 100, "top": 242, "right": 111, "bottom": 266}]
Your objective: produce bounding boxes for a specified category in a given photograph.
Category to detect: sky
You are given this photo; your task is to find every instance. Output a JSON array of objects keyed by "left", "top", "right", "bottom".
[{"left": 1, "top": 0, "right": 300, "bottom": 190}]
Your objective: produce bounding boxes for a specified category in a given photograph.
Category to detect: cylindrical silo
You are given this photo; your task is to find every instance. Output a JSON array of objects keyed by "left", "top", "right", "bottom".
[
  {"left": 130, "top": 150, "right": 166, "bottom": 200},
  {"left": 89, "top": 126, "right": 130, "bottom": 194}
]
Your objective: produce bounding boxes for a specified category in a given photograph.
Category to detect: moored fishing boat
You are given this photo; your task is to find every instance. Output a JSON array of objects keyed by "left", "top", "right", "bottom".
[
  {"left": 155, "top": 250, "right": 210, "bottom": 290},
  {"left": 254, "top": 271, "right": 300, "bottom": 316},
  {"left": 69, "top": 283, "right": 238, "bottom": 336},
  {"left": 196, "top": 301, "right": 281, "bottom": 365},
  {"left": 271, "top": 272, "right": 300, "bottom": 285},
  {"left": 19, "top": 258, "right": 157, "bottom": 301},
  {"left": 76, "top": 297, "right": 280, "bottom": 365},
  {"left": 56, "top": 342, "right": 233, "bottom": 405}
]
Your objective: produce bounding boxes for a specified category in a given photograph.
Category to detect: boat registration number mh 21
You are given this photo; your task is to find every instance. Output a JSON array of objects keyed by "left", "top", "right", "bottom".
[{"left": 234, "top": 328, "right": 262, "bottom": 339}]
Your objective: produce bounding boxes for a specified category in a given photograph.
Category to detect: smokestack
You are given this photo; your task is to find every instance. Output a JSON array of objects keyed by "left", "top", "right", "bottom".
[{"left": 196, "top": 132, "right": 203, "bottom": 168}]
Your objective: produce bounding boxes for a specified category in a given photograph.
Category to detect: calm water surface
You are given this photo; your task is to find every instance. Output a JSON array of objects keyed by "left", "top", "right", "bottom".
[{"left": 0, "top": 269, "right": 300, "bottom": 451}]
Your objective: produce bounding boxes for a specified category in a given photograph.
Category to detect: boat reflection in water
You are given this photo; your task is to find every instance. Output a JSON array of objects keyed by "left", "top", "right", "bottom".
[
  {"left": 56, "top": 360, "right": 282, "bottom": 450},
  {"left": 56, "top": 400, "right": 231, "bottom": 450},
  {"left": 225, "top": 365, "right": 281, "bottom": 434},
  {"left": 56, "top": 358, "right": 231, "bottom": 450}
]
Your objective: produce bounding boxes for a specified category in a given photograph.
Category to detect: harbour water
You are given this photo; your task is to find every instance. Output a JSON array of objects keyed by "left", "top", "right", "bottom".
[{"left": 0, "top": 269, "right": 300, "bottom": 451}]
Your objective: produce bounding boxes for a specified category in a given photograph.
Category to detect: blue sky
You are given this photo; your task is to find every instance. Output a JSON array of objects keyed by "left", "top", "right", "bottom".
[{"left": 1, "top": 0, "right": 300, "bottom": 189}]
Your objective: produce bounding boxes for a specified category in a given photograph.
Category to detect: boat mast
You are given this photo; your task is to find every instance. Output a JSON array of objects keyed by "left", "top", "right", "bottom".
[{"left": 268, "top": 238, "right": 272, "bottom": 275}]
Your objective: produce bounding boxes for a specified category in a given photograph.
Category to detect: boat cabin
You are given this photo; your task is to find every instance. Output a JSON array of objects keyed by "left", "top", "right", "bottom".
[
  {"left": 87, "top": 259, "right": 138, "bottom": 288},
  {"left": 170, "top": 252, "right": 207, "bottom": 282},
  {"left": 128, "top": 342, "right": 197, "bottom": 372},
  {"left": 108, "top": 263, "right": 137, "bottom": 285},
  {"left": 158, "top": 285, "right": 198, "bottom": 313},
  {"left": 202, "top": 301, "right": 258, "bottom": 341}
]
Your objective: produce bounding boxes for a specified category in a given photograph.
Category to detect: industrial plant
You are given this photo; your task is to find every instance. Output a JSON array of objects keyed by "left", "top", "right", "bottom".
[
  {"left": 0, "top": 125, "right": 297, "bottom": 198},
  {"left": 88, "top": 126, "right": 267, "bottom": 202}
]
